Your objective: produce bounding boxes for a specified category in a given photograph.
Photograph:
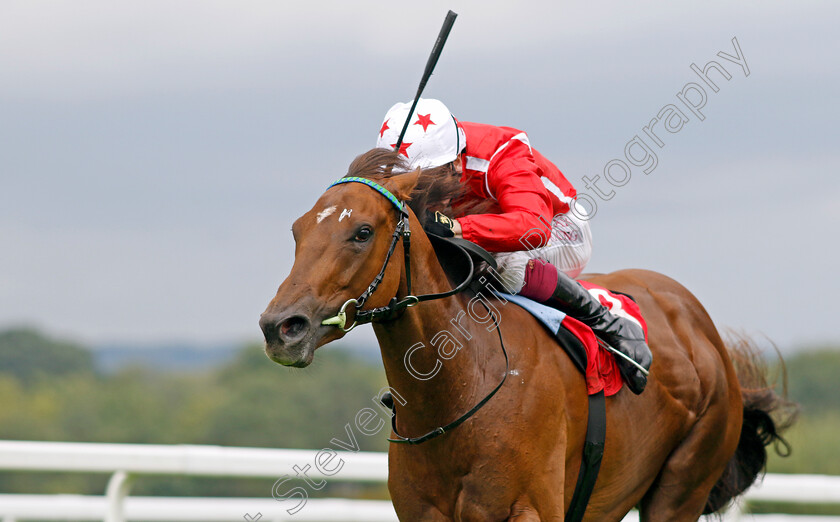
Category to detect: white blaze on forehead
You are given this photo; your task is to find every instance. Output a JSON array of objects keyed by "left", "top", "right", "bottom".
[
  {"left": 339, "top": 208, "right": 353, "bottom": 222},
  {"left": 316, "top": 205, "right": 336, "bottom": 224}
]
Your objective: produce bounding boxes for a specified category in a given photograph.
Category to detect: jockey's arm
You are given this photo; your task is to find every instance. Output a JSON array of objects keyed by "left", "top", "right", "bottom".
[{"left": 456, "top": 155, "right": 554, "bottom": 252}]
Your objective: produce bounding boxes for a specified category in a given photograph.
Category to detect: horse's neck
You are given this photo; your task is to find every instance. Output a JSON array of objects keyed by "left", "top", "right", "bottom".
[{"left": 372, "top": 234, "right": 503, "bottom": 432}]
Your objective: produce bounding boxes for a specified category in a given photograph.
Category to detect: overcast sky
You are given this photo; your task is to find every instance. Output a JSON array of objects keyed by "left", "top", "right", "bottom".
[{"left": 1, "top": 1, "right": 837, "bottom": 353}]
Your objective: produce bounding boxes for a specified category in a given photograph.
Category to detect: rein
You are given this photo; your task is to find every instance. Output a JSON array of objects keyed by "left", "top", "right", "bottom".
[
  {"left": 320, "top": 176, "right": 508, "bottom": 445},
  {"left": 387, "top": 302, "right": 508, "bottom": 445}
]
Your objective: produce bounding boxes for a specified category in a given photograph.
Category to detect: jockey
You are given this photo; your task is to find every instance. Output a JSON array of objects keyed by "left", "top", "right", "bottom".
[{"left": 376, "top": 98, "right": 652, "bottom": 394}]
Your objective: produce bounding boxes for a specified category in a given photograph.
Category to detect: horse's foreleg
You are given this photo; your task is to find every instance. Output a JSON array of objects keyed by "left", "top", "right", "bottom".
[
  {"left": 508, "top": 499, "right": 565, "bottom": 521},
  {"left": 393, "top": 503, "right": 451, "bottom": 521},
  {"left": 506, "top": 504, "right": 542, "bottom": 521}
]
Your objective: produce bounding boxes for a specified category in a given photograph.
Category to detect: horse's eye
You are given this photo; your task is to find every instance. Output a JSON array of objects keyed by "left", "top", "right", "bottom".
[{"left": 354, "top": 226, "right": 373, "bottom": 242}]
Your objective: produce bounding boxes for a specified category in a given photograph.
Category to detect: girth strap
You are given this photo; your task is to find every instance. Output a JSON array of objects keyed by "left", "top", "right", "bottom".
[{"left": 565, "top": 390, "right": 607, "bottom": 522}]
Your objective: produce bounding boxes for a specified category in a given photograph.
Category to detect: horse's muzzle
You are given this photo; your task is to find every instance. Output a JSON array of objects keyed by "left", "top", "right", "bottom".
[{"left": 260, "top": 312, "right": 315, "bottom": 367}]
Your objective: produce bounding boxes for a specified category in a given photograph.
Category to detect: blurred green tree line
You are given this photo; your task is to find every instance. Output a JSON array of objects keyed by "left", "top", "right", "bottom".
[
  {"left": 0, "top": 327, "right": 389, "bottom": 497},
  {"left": 766, "top": 347, "right": 840, "bottom": 475},
  {"left": 0, "top": 327, "right": 837, "bottom": 499}
]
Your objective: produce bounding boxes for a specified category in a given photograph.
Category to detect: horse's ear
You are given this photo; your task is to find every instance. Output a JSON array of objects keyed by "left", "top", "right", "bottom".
[{"left": 385, "top": 168, "right": 421, "bottom": 201}]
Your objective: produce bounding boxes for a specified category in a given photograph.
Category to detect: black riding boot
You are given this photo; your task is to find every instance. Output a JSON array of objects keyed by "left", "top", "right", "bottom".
[{"left": 550, "top": 271, "right": 652, "bottom": 394}]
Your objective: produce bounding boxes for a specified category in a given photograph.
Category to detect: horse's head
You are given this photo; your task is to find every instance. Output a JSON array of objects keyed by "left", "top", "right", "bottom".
[{"left": 259, "top": 150, "right": 423, "bottom": 367}]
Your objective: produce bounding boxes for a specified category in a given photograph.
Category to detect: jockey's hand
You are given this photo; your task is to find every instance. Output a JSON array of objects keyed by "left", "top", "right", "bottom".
[{"left": 424, "top": 211, "right": 460, "bottom": 238}]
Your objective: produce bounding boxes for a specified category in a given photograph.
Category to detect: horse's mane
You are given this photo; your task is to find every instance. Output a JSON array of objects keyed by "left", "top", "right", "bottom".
[{"left": 344, "top": 148, "right": 495, "bottom": 222}]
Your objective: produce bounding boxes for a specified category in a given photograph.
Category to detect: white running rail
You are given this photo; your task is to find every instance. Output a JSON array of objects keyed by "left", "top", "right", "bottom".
[{"left": 0, "top": 440, "right": 838, "bottom": 521}]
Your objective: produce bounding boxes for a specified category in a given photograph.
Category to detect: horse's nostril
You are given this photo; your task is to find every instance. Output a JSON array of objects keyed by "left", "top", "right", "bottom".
[
  {"left": 260, "top": 312, "right": 311, "bottom": 345},
  {"left": 280, "top": 315, "right": 309, "bottom": 341}
]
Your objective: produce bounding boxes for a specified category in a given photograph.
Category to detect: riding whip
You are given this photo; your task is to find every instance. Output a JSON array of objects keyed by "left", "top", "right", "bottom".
[{"left": 393, "top": 10, "right": 458, "bottom": 151}]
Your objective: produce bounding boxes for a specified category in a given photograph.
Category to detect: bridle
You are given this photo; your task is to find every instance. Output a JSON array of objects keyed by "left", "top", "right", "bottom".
[
  {"left": 319, "top": 176, "right": 509, "bottom": 445},
  {"left": 321, "top": 176, "right": 474, "bottom": 331}
]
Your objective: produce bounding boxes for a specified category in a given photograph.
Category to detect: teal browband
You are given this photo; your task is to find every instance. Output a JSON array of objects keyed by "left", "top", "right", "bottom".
[{"left": 327, "top": 177, "right": 405, "bottom": 212}]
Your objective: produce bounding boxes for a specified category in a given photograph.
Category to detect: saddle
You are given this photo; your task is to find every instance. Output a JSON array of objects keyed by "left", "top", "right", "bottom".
[{"left": 428, "top": 233, "right": 625, "bottom": 395}]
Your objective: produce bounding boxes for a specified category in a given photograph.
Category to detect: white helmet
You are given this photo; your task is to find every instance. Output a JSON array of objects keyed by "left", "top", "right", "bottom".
[{"left": 375, "top": 98, "right": 466, "bottom": 169}]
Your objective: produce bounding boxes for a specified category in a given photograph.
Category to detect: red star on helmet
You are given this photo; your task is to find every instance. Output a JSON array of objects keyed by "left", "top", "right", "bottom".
[
  {"left": 379, "top": 119, "right": 390, "bottom": 138},
  {"left": 413, "top": 113, "right": 436, "bottom": 132},
  {"left": 391, "top": 142, "right": 412, "bottom": 158}
]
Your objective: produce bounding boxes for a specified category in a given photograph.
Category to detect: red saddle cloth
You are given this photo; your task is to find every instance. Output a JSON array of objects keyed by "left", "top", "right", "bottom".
[{"left": 561, "top": 282, "right": 649, "bottom": 397}]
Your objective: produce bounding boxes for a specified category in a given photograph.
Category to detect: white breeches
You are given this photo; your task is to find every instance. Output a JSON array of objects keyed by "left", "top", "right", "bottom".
[{"left": 492, "top": 207, "right": 593, "bottom": 293}]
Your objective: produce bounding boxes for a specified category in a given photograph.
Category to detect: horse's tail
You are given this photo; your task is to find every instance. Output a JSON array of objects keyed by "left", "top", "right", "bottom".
[{"left": 703, "top": 333, "right": 799, "bottom": 514}]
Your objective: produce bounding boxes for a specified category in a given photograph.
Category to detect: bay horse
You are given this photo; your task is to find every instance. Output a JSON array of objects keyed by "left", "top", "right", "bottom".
[{"left": 260, "top": 149, "right": 793, "bottom": 521}]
